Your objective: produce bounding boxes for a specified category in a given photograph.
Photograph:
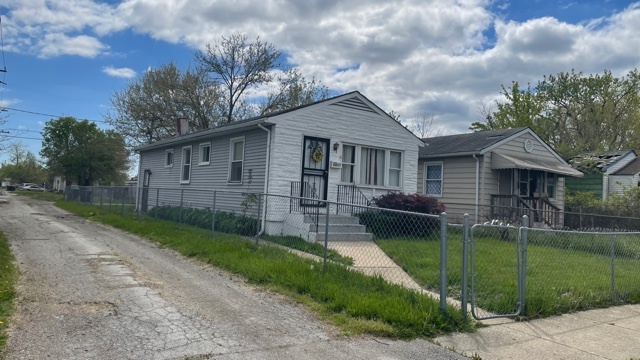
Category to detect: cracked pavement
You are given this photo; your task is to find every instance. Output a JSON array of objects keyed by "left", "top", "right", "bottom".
[{"left": 0, "top": 194, "right": 465, "bottom": 359}]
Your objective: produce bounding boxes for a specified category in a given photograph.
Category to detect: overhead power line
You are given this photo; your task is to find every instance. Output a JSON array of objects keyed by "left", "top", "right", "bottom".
[{"left": 2, "top": 107, "right": 107, "bottom": 123}]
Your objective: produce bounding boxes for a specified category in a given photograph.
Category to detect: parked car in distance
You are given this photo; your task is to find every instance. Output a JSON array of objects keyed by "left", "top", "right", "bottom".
[
  {"left": 18, "top": 183, "right": 37, "bottom": 189},
  {"left": 21, "top": 184, "right": 46, "bottom": 192}
]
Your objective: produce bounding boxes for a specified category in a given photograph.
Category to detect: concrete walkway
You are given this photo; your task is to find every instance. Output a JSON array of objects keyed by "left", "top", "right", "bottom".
[{"left": 436, "top": 304, "right": 640, "bottom": 359}]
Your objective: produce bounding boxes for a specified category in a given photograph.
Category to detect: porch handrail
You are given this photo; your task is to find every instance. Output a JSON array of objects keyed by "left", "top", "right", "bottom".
[
  {"left": 490, "top": 194, "right": 561, "bottom": 227},
  {"left": 337, "top": 184, "right": 371, "bottom": 215},
  {"left": 289, "top": 181, "right": 322, "bottom": 232}
]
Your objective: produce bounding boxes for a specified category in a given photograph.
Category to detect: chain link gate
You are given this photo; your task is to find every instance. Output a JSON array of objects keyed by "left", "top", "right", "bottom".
[{"left": 465, "top": 216, "right": 529, "bottom": 320}]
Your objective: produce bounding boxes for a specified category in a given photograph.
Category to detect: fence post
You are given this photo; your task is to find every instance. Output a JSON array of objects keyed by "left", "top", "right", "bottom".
[
  {"left": 179, "top": 189, "right": 184, "bottom": 224},
  {"left": 109, "top": 188, "right": 113, "bottom": 211},
  {"left": 211, "top": 190, "right": 217, "bottom": 238},
  {"left": 610, "top": 234, "right": 616, "bottom": 298},
  {"left": 439, "top": 212, "right": 448, "bottom": 312},
  {"left": 324, "top": 202, "right": 330, "bottom": 268},
  {"left": 461, "top": 213, "right": 469, "bottom": 317},
  {"left": 520, "top": 215, "right": 529, "bottom": 316},
  {"left": 121, "top": 188, "right": 125, "bottom": 215},
  {"left": 154, "top": 188, "right": 159, "bottom": 220},
  {"left": 135, "top": 186, "right": 140, "bottom": 220},
  {"left": 99, "top": 188, "right": 103, "bottom": 209},
  {"left": 255, "top": 193, "right": 263, "bottom": 245}
]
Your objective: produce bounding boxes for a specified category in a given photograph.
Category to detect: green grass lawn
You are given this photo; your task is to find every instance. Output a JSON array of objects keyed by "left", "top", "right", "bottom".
[
  {"left": 377, "top": 229, "right": 640, "bottom": 318},
  {"left": 54, "top": 200, "right": 473, "bottom": 338},
  {"left": 14, "top": 190, "right": 64, "bottom": 202},
  {"left": 0, "top": 230, "right": 17, "bottom": 352},
  {"left": 260, "top": 235, "right": 354, "bottom": 266}
]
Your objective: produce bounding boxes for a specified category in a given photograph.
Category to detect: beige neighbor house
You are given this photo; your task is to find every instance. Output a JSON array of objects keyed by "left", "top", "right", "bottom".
[{"left": 417, "top": 127, "right": 583, "bottom": 227}]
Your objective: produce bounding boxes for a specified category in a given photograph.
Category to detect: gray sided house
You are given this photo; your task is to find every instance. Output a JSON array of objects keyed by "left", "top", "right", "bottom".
[
  {"left": 567, "top": 150, "right": 637, "bottom": 200},
  {"left": 417, "top": 128, "right": 583, "bottom": 227},
  {"left": 135, "top": 91, "right": 424, "bottom": 238}
]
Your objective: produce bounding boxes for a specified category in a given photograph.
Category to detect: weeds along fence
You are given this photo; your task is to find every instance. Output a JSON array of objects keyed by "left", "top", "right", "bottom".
[{"left": 65, "top": 186, "right": 640, "bottom": 320}]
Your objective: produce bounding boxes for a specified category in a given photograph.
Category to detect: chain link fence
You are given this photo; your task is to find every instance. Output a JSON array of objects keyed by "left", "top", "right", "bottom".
[{"left": 65, "top": 186, "right": 640, "bottom": 320}]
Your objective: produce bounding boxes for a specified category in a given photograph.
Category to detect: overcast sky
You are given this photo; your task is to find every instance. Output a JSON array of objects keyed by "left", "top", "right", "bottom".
[{"left": 1, "top": 0, "right": 639, "bottom": 166}]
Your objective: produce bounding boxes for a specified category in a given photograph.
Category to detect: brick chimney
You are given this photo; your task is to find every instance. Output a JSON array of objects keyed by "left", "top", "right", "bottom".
[{"left": 176, "top": 118, "right": 189, "bottom": 136}]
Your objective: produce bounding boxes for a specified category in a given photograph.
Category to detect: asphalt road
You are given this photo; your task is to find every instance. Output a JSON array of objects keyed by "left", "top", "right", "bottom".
[{"left": 0, "top": 194, "right": 465, "bottom": 360}]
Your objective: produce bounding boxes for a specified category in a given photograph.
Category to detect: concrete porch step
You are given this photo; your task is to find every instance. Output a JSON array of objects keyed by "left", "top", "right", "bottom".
[
  {"left": 310, "top": 232, "right": 374, "bottom": 242},
  {"left": 305, "top": 223, "right": 367, "bottom": 233},
  {"left": 303, "top": 214, "right": 360, "bottom": 225}
]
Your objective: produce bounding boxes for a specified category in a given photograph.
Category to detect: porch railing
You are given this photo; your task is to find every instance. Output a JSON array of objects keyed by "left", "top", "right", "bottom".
[
  {"left": 336, "top": 184, "right": 371, "bottom": 215},
  {"left": 490, "top": 194, "right": 561, "bottom": 227},
  {"left": 289, "top": 181, "right": 322, "bottom": 232}
]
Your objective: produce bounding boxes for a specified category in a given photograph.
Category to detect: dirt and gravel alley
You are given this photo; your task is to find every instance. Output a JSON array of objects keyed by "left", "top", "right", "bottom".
[{"left": 0, "top": 194, "right": 464, "bottom": 360}]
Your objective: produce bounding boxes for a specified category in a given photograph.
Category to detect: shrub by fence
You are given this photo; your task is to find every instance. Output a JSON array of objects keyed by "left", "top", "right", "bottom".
[
  {"left": 357, "top": 193, "right": 443, "bottom": 239},
  {"left": 148, "top": 205, "right": 259, "bottom": 236}
]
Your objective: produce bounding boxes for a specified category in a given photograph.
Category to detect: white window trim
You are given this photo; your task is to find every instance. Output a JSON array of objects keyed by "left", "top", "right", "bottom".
[
  {"left": 424, "top": 162, "right": 443, "bottom": 197},
  {"left": 228, "top": 136, "right": 245, "bottom": 183},
  {"left": 180, "top": 145, "right": 192, "bottom": 184},
  {"left": 389, "top": 150, "right": 403, "bottom": 188},
  {"left": 340, "top": 143, "right": 404, "bottom": 189},
  {"left": 199, "top": 142, "right": 211, "bottom": 166},
  {"left": 165, "top": 149, "right": 174, "bottom": 168}
]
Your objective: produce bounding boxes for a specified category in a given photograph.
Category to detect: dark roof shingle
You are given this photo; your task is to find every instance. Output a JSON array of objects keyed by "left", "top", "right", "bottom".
[{"left": 419, "top": 127, "right": 527, "bottom": 158}]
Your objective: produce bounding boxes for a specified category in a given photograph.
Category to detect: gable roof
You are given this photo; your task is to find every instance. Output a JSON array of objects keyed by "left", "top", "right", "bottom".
[
  {"left": 611, "top": 156, "right": 640, "bottom": 176},
  {"left": 135, "top": 90, "right": 422, "bottom": 152},
  {"left": 420, "top": 127, "right": 528, "bottom": 158},
  {"left": 569, "top": 150, "right": 636, "bottom": 173}
]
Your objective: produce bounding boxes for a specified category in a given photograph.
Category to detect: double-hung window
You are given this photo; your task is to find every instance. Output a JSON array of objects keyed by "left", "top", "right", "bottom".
[
  {"left": 180, "top": 146, "right": 192, "bottom": 184},
  {"left": 424, "top": 162, "right": 443, "bottom": 196},
  {"left": 199, "top": 142, "right": 211, "bottom": 165},
  {"left": 341, "top": 145, "right": 356, "bottom": 183},
  {"left": 228, "top": 137, "right": 245, "bottom": 183},
  {"left": 165, "top": 149, "right": 174, "bottom": 167},
  {"left": 389, "top": 151, "right": 402, "bottom": 187}
]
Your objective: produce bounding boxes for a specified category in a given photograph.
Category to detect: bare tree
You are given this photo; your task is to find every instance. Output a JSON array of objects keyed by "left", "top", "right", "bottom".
[
  {"left": 410, "top": 112, "right": 444, "bottom": 138},
  {"left": 260, "top": 68, "right": 329, "bottom": 114},
  {"left": 195, "top": 33, "right": 281, "bottom": 124},
  {"left": 106, "top": 62, "right": 221, "bottom": 146},
  {"left": 7, "top": 141, "right": 27, "bottom": 165}
]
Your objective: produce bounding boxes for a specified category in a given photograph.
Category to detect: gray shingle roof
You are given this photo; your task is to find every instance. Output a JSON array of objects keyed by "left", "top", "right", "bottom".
[
  {"left": 612, "top": 156, "right": 640, "bottom": 175},
  {"left": 419, "top": 127, "right": 527, "bottom": 158}
]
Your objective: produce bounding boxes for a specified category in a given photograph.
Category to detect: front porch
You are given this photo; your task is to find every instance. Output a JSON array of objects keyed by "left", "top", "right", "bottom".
[{"left": 490, "top": 194, "right": 561, "bottom": 227}]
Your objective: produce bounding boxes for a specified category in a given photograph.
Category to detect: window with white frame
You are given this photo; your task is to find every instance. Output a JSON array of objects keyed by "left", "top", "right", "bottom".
[
  {"left": 424, "top": 162, "right": 443, "bottom": 196},
  {"left": 180, "top": 146, "right": 192, "bottom": 183},
  {"left": 341, "top": 145, "right": 356, "bottom": 183},
  {"left": 389, "top": 151, "right": 402, "bottom": 187},
  {"left": 199, "top": 142, "right": 211, "bottom": 165},
  {"left": 165, "top": 149, "right": 174, "bottom": 167},
  {"left": 340, "top": 144, "right": 403, "bottom": 188},
  {"left": 228, "top": 137, "right": 244, "bottom": 183}
]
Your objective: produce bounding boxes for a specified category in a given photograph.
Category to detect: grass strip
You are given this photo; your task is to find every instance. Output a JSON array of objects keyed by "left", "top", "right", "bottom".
[
  {"left": 377, "top": 232, "right": 640, "bottom": 318},
  {"left": 54, "top": 200, "right": 472, "bottom": 338},
  {"left": 0, "top": 230, "right": 17, "bottom": 352},
  {"left": 260, "top": 235, "right": 355, "bottom": 266}
]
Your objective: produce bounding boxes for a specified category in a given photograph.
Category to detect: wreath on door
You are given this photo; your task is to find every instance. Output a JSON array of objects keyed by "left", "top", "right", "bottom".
[{"left": 312, "top": 145, "right": 323, "bottom": 163}]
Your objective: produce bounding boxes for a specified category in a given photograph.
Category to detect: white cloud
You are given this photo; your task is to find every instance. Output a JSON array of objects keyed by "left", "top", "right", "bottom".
[
  {"left": 4, "top": 0, "right": 640, "bottom": 134},
  {"left": 36, "top": 33, "right": 107, "bottom": 58},
  {"left": 0, "top": 99, "right": 20, "bottom": 108},
  {"left": 103, "top": 66, "right": 137, "bottom": 79}
]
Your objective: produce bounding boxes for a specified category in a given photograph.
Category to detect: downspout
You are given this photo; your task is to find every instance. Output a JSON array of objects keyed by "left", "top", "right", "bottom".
[
  {"left": 257, "top": 123, "right": 271, "bottom": 236},
  {"left": 136, "top": 151, "right": 142, "bottom": 212},
  {"left": 473, "top": 154, "right": 480, "bottom": 224}
]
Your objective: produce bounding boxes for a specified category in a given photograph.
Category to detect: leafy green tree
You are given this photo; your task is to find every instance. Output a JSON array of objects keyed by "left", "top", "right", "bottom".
[
  {"left": 195, "top": 33, "right": 281, "bottom": 124},
  {"left": 471, "top": 69, "right": 640, "bottom": 157},
  {"left": 40, "top": 117, "right": 129, "bottom": 186},
  {"left": 0, "top": 146, "right": 48, "bottom": 185},
  {"left": 106, "top": 62, "right": 222, "bottom": 146}
]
